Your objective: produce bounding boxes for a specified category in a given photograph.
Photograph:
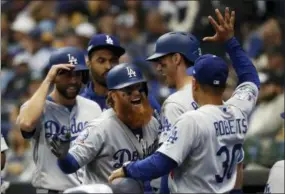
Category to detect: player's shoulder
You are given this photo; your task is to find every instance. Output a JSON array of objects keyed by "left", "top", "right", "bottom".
[
  {"left": 76, "top": 96, "right": 101, "bottom": 109},
  {"left": 175, "top": 109, "right": 200, "bottom": 125},
  {"left": 146, "top": 116, "right": 160, "bottom": 129},
  {"left": 176, "top": 107, "right": 213, "bottom": 127},
  {"left": 165, "top": 83, "right": 193, "bottom": 103},
  {"left": 163, "top": 84, "right": 194, "bottom": 110},
  {"left": 86, "top": 109, "right": 116, "bottom": 128},
  {"left": 272, "top": 160, "right": 284, "bottom": 169}
]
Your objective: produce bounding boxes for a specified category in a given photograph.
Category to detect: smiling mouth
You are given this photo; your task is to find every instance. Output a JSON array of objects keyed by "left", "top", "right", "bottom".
[
  {"left": 67, "top": 87, "right": 77, "bottom": 91},
  {"left": 131, "top": 98, "right": 142, "bottom": 105}
]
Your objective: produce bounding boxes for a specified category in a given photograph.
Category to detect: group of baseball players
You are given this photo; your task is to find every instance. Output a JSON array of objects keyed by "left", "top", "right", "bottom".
[{"left": 8, "top": 7, "right": 283, "bottom": 194}]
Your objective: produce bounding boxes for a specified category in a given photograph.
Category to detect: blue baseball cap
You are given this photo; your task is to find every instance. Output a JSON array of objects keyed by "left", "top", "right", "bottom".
[
  {"left": 192, "top": 54, "right": 229, "bottom": 87},
  {"left": 147, "top": 32, "right": 201, "bottom": 63},
  {"left": 48, "top": 47, "right": 88, "bottom": 71},
  {"left": 281, "top": 112, "right": 284, "bottom": 119},
  {"left": 87, "top": 34, "right": 125, "bottom": 57},
  {"left": 107, "top": 63, "right": 146, "bottom": 90}
]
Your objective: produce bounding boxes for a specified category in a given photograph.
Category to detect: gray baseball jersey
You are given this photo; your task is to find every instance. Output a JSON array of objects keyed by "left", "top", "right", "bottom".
[
  {"left": 264, "top": 160, "right": 284, "bottom": 194},
  {"left": 159, "top": 83, "right": 198, "bottom": 144},
  {"left": 158, "top": 82, "right": 259, "bottom": 193},
  {"left": 21, "top": 96, "right": 102, "bottom": 191},
  {"left": 69, "top": 108, "right": 159, "bottom": 184}
]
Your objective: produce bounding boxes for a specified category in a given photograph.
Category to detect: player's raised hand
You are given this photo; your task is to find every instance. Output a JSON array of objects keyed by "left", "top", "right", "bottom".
[
  {"left": 203, "top": 7, "right": 235, "bottom": 42},
  {"left": 45, "top": 64, "right": 75, "bottom": 83},
  {"left": 108, "top": 168, "right": 125, "bottom": 183}
]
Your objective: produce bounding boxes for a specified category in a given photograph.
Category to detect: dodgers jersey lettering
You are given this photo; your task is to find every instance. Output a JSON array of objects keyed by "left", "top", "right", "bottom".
[
  {"left": 69, "top": 109, "right": 159, "bottom": 184},
  {"left": 159, "top": 83, "right": 198, "bottom": 144},
  {"left": 158, "top": 82, "right": 258, "bottom": 193},
  {"left": 21, "top": 96, "right": 101, "bottom": 191}
]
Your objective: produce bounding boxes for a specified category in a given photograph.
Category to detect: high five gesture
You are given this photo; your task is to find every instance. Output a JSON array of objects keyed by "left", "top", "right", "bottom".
[{"left": 203, "top": 7, "right": 235, "bottom": 42}]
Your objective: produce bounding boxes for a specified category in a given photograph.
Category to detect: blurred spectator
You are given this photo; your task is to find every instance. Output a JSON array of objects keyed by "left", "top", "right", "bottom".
[
  {"left": 247, "top": 69, "right": 284, "bottom": 138},
  {"left": 266, "top": 46, "right": 285, "bottom": 73},
  {"left": 144, "top": 10, "right": 168, "bottom": 57},
  {"left": 55, "top": 0, "right": 89, "bottom": 17},
  {"left": 17, "top": 28, "right": 53, "bottom": 75},
  {"left": 244, "top": 18, "right": 282, "bottom": 59},
  {"left": 97, "top": 14, "right": 116, "bottom": 35},
  {"left": 2, "top": 129, "right": 35, "bottom": 183},
  {"left": 63, "top": 30, "right": 85, "bottom": 50},
  {"left": 115, "top": 13, "right": 146, "bottom": 60},
  {"left": 122, "top": 0, "right": 146, "bottom": 31},
  {"left": 159, "top": 1, "right": 199, "bottom": 32},
  {"left": 88, "top": 1, "right": 119, "bottom": 21},
  {"left": 75, "top": 22, "right": 96, "bottom": 49},
  {"left": 2, "top": 54, "right": 31, "bottom": 101}
]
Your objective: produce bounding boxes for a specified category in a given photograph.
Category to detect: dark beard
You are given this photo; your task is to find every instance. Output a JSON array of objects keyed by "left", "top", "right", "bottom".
[
  {"left": 56, "top": 84, "right": 81, "bottom": 99},
  {"left": 114, "top": 93, "right": 153, "bottom": 129},
  {"left": 90, "top": 70, "right": 107, "bottom": 87}
]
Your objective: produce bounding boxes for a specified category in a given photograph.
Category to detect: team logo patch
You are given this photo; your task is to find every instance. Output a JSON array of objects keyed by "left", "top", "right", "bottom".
[
  {"left": 234, "top": 84, "right": 257, "bottom": 101},
  {"left": 76, "top": 128, "right": 89, "bottom": 144}
]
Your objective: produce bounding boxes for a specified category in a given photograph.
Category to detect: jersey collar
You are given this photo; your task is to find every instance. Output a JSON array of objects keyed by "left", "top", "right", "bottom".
[{"left": 84, "top": 81, "right": 106, "bottom": 99}]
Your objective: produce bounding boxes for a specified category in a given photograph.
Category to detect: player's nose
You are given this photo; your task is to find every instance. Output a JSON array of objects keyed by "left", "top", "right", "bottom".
[
  {"left": 155, "top": 63, "right": 162, "bottom": 71},
  {"left": 105, "top": 61, "right": 112, "bottom": 71}
]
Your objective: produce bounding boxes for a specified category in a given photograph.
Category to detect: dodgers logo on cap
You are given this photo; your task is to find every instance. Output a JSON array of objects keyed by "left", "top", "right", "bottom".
[
  {"left": 106, "top": 35, "right": 113, "bottom": 45},
  {"left": 126, "top": 66, "right": 136, "bottom": 78},
  {"left": 67, "top": 54, "right": 78, "bottom": 65}
]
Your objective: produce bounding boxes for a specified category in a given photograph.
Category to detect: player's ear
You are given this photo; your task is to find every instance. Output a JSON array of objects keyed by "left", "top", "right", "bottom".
[
  {"left": 86, "top": 58, "right": 91, "bottom": 68},
  {"left": 111, "top": 91, "right": 118, "bottom": 103},
  {"left": 172, "top": 53, "right": 182, "bottom": 66},
  {"left": 192, "top": 77, "right": 198, "bottom": 91}
]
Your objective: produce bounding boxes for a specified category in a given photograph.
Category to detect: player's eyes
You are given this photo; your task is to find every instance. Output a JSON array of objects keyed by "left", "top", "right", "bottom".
[{"left": 97, "top": 58, "right": 105, "bottom": 64}]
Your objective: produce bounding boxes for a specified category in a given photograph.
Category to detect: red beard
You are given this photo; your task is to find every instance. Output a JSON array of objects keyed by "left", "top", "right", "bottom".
[{"left": 113, "top": 93, "right": 153, "bottom": 129}]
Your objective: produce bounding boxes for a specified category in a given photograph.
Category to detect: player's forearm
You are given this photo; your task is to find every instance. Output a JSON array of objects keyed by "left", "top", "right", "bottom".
[
  {"left": 225, "top": 37, "right": 260, "bottom": 89},
  {"left": 17, "top": 79, "right": 51, "bottom": 132},
  {"left": 57, "top": 153, "right": 80, "bottom": 174},
  {"left": 126, "top": 152, "right": 177, "bottom": 181}
]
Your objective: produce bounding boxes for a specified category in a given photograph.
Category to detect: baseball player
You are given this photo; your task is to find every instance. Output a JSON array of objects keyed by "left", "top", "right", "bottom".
[
  {"left": 146, "top": 31, "right": 201, "bottom": 144},
  {"left": 17, "top": 47, "right": 102, "bottom": 193},
  {"left": 109, "top": 8, "right": 260, "bottom": 193},
  {"left": 264, "top": 113, "right": 285, "bottom": 194},
  {"left": 145, "top": 22, "right": 201, "bottom": 194},
  {"left": 81, "top": 34, "right": 161, "bottom": 117},
  {"left": 52, "top": 63, "right": 160, "bottom": 187}
]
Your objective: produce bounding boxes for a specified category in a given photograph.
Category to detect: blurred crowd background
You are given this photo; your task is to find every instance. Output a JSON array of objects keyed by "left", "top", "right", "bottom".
[{"left": 1, "top": 0, "right": 284, "bottom": 187}]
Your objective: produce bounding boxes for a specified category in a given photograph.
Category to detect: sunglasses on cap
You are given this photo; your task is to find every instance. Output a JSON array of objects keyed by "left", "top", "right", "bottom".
[{"left": 117, "top": 83, "right": 146, "bottom": 96}]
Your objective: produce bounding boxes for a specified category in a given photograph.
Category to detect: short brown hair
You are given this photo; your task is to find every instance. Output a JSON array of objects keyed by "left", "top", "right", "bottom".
[{"left": 199, "top": 84, "right": 226, "bottom": 96}]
